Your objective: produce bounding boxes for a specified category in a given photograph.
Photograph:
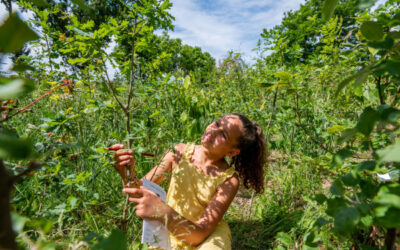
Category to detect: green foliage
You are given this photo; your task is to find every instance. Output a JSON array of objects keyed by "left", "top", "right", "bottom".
[
  {"left": 0, "top": 133, "right": 33, "bottom": 159},
  {"left": 0, "top": 13, "right": 39, "bottom": 53},
  {"left": 360, "top": 21, "right": 384, "bottom": 41},
  {"left": 322, "top": 0, "right": 338, "bottom": 20},
  {"left": 2, "top": 0, "right": 400, "bottom": 248},
  {"left": 0, "top": 78, "right": 34, "bottom": 99},
  {"left": 92, "top": 229, "right": 127, "bottom": 250}
]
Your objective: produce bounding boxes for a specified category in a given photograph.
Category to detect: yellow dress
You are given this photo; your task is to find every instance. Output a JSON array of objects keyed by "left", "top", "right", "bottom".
[{"left": 166, "top": 143, "right": 237, "bottom": 250}]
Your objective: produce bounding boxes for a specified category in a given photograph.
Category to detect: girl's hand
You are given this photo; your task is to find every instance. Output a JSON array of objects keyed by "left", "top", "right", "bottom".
[
  {"left": 109, "top": 144, "right": 135, "bottom": 178},
  {"left": 110, "top": 144, "right": 134, "bottom": 167},
  {"left": 123, "top": 186, "right": 167, "bottom": 221}
]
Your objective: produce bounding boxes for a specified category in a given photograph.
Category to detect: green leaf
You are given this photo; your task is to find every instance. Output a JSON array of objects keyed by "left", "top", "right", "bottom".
[
  {"left": 303, "top": 231, "right": 318, "bottom": 248},
  {"left": 336, "top": 75, "right": 356, "bottom": 96},
  {"left": 183, "top": 75, "right": 191, "bottom": 90},
  {"left": 360, "top": 21, "right": 384, "bottom": 41},
  {"left": 360, "top": 179, "right": 379, "bottom": 199},
  {"left": 330, "top": 180, "right": 345, "bottom": 196},
  {"left": 93, "top": 229, "right": 127, "bottom": 250},
  {"left": 380, "top": 60, "right": 400, "bottom": 76},
  {"left": 0, "top": 134, "right": 34, "bottom": 159},
  {"left": 326, "top": 197, "right": 347, "bottom": 216},
  {"left": 367, "top": 47, "right": 379, "bottom": 56},
  {"left": 26, "top": 0, "right": 50, "bottom": 7},
  {"left": 333, "top": 207, "right": 360, "bottom": 235},
  {"left": 314, "top": 194, "right": 327, "bottom": 204},
  {"left": 316, "top": 217, "right": 330, "bottom": 227},
  {"left": 353, "top": 69, "right": 370, "bottom": 88},
  {"left": 0, "top": 13, "right": 39, "bottom": 53},
  {"left": 26, "top": 218, "right": 53, "bottom": 234},
  {"left": 70, "top": 0, "right": 90, "bottom": 10},
  {"left": 378, "top": 105, "right": 400, "bottom": 122},
  {"left": 72, "top": 27, "right": 93, "bottom": 37},
  {"left": 358, "top": 0, "right": 377, "bottom": 8},
  {"left": 368, "top": 37, "right": 394, "bottom": 50},
  {"left": 274, "top": 71, "right": 291, "bottom": 82},
  {"left": 360, "top": 215, "right": 373, "bottom": 227},
  {"left": 11, "top": 212, "right": 27, "bottom": 234},
  {"left": 333, "top": 147, "right": 353, "bottom": 165},
  {"left": 338, "top": 128, "right": 358, "bottom": 144},
  {"left": 276, "top": 232, "right": 294, "bottom": 246},
  {"left": 357, "top": 203, "right": 373, "bottom": 215},
  {"left": 373, "top": 184, "right": 400, "bottom": 209},
  {"left": 68, "top": 57, "right": 89, "bottom": 65},
  {"left": 341, "top": 173, "right": 359, "bottom": 187},
  {"left": 354, "top": 161, "right": 376, "bottom": 173},
  {"left": 388, "top": 31, "right": 400, "bottom": 39},
  {"left": 377, "top": 141, "right": 400, "bottom": 162},
  {"left": 180, "top": 111, "right": 188, "bottom": 122},
  {"left": 322, "top": 0, "right": 339, "bottom": 20},
  {"left": 355, "top": 107, "right": 380, "bottom": 136},
  {"left": 374, "top": 207, "right": 400, "bottom": 228},
  {"left": 0, "top": 79, "right": 35, "bottom": 99},
  {"left": 11, "top": 63, "right": 35, "bottom": 72},
  {"left": 335, "top": 66, "right": 372, "bottom": 96}
]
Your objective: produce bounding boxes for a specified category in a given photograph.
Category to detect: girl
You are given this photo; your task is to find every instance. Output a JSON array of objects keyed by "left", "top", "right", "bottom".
[{"left": 111, "top": 113, "right": 266, "bottom": 249}]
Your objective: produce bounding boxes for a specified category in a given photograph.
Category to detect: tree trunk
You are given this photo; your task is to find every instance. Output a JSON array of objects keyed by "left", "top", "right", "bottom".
[
  {"left": 385, "top": 228, "right": 397, "bottom": 250},
  {"left": 0, "top": 160, "right": 17, "bottom": 250}
]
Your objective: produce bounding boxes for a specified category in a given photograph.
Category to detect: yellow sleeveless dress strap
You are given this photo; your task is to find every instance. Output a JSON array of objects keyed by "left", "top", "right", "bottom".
[{"left": 181, "top": 143, "right": 195, "bottom": 161}]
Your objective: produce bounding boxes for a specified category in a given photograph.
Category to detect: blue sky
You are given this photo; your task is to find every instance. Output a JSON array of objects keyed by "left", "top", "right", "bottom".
[
  {"left": 166, "top": 0, "right": 307, "bottom": 63},
  {"left": 0, "top": 0, "right": 307, "bottom": 70},
  {"left": 0, "top": 0, "right": 388, "bottom": 72}
]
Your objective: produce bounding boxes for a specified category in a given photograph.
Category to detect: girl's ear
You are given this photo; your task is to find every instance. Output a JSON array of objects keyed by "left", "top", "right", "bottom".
[{"left": 226, "top": 148, "right": 240, "bottom": 157}]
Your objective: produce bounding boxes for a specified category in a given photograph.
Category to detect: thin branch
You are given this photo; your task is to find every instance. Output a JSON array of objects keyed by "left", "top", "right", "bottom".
[
  {"left": 265, "top": 87, "right": 278, "bottom": 143},
  {"left": 99, "top": 55, "right": 128, "bottom": 115},
  {"left": 127, "top": 17, "right": 138, "bottom": 110},
  {"left": 0, "top": 80, "right": 71, "bottom": 123},
  {"left": 128, "top": 93, "right": 154, "bottom": 113},
  {"left": 376, "top": 76, "right": 384, "bottom": 105},
  {"left": 10, "top": 161, "right": 41, "bottom": 186},
  {"left": 121, "top": 196, "right": 130, "bottom": 232}
]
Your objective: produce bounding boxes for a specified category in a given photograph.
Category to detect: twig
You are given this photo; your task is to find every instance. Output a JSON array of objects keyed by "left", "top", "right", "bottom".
[
  {"left": 10, "top": 161, "right": 41, "bottom": 186},
  {"left": 99, "top": 55, "right": 128, "bottom": 115},
  {"left": 265, "top": 87, "right": 278, "bottom": 143},
  {"left": 127, "top": 17, "right": 137, "bottom": 111},
  {"left": 121, "top": 196, "right": 130, "bottom": 232},
  {"left": 0, "top": 80, "right": 72, "bottom": 123},
  {"left": 148, "top": 149, "right": 171, "bottom": 182},
  {"left": 376, "top": 76, "right": 384, "bottom": 105},
  {"left": 128, "top": 93, "right": 154, "bottom": 113}
]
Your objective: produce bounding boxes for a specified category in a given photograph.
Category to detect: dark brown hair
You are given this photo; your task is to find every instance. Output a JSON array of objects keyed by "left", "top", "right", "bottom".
[{"left": 229, "top": 113, "right": 267, "bottom": 194}]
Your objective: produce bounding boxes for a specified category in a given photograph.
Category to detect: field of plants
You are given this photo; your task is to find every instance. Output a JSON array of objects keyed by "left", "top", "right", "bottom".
[{"left": 1, "top": 0, "right": 399, "bottom": 249}]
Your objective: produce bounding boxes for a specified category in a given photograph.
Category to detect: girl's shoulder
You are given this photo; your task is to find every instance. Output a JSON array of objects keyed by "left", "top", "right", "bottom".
[
  {"left": 170, "top": 143, "right": 188, "bottom": 165},
  {"left": 174, "top": 143, "right": 187, "bottom": 154}
]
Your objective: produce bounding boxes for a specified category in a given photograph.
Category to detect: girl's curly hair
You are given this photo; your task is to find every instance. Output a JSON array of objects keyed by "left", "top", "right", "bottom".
[{"left": 230, "top": 113, "right": 267, "bottom": 194}]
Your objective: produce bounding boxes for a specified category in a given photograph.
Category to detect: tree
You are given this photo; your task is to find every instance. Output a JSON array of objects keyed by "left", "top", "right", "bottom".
[{"left": 261, "top": 0, "right": 363, "bottom": 63}]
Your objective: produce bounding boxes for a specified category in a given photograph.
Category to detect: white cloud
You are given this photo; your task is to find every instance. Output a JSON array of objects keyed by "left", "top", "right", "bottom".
[{"left": 167, "top": 0, "right": 306, "bottom": 63}]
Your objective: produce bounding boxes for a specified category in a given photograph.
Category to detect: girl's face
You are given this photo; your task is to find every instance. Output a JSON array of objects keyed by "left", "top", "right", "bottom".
[{"left": 201, "top": 115, "right": 243, "bottom": 157}]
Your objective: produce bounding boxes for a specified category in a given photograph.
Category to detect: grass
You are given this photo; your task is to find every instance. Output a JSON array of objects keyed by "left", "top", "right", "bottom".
[{"left": 8, "top": 79, "right": 349, "bottom": 249}]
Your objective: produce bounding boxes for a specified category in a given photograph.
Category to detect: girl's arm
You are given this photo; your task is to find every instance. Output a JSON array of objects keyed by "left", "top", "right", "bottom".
[
  {"left": 125, "top": 173, "right": 240, "bottom": 246},
  {"left": 112, "top": 143, "right": 185, "bottom": 186},
  {"left": 142, "top": 143, "right": 185, "bottom": 185}
]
